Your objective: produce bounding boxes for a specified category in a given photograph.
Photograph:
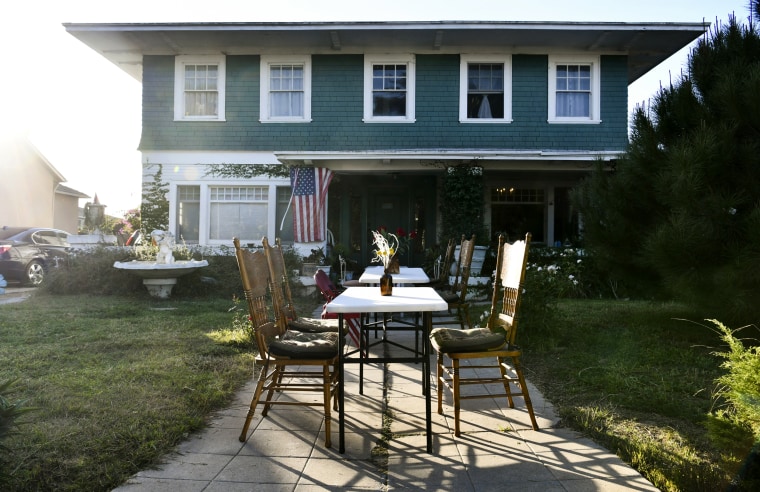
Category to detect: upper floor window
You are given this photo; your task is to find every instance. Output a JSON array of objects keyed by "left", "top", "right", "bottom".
[
  {"left": 363, "top": 54, "right": 415, "bottom": 123},
  {"left": 174, "top": 55, "right": 226, "bottom": 121},
  {"left": 460, "top": 55, "right": 512, "bottom": 122},
  {"left": 260, "top": 56, "right": 312, "bottom": 122},
  {"left": 548, "top": 55, "right": 600, "bottom": 124}
]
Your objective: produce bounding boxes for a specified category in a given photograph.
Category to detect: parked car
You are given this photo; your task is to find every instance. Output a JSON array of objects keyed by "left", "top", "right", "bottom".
[{"left": 0, "top": 226, "right": 72, "bottom": 286}]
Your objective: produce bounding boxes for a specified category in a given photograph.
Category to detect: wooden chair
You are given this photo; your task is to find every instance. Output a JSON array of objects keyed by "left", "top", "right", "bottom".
[
  {"left": 262, "top": 237, "right": 339, "bottom": 334},
  {"left": 430, "top": 233, "right": 538, "bottom": 436},
  {"left": 233, "top": 238, "right": 339, "bottom": 448},
  {"left": 428, "top": 237, "right": 456, "bottom": 290},
  {"left": 433, "top": 234, "right": 476, "bottom": 329},
  {"left": 338, "top": 254, "right": 363, "bottom": 288}
]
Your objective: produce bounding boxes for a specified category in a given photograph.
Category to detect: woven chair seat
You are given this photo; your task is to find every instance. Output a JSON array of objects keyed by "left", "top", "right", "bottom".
[
  {"left": 430, "top": 327, "right": 506, "bottom": 353},
  {"left": 288, "top": 317, "right": 339, "bottom": 333}
]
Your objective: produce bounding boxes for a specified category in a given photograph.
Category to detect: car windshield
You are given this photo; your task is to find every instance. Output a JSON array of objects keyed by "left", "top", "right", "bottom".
[{"left": 0, "top": 227, "right": 27, "bottom": 240}]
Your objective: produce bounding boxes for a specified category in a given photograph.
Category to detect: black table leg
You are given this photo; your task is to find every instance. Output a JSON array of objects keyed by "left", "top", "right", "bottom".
[
  {"left": 424, "top": 311, "right": 432, "bottom": 453},
  {"left": 338, "top": 313, "right": 345, "bottom": 454}
]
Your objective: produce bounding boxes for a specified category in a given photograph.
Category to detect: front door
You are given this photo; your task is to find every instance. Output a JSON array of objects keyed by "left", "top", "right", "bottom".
[
  {"left": 328, "top": 174, "right": 436, "bottom": 270},
  {"left": 369, "top": 189, "right": 411, "bottom": 265}
]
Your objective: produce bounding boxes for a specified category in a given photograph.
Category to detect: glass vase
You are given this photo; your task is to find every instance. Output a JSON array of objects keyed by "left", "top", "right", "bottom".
[
  {"left": 380, "top": 270, "right": 393, "bottom": 296},
  {"left": 387, "top": 255, "right": 400, "bottom": 274}
]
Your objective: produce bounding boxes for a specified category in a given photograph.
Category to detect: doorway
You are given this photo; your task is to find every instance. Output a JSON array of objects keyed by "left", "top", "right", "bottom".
[{"left": 328, "top": 174, "right": 436, "bottom": 269}]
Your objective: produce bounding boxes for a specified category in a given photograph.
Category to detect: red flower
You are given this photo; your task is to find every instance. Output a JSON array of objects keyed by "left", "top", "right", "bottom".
[{"left": 374, "top": 226, "right": 417, "bottom": 255}]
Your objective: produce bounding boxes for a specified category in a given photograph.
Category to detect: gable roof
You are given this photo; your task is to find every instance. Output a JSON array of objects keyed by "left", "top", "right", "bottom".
[
  {"left": 64, "top": 20, "right": 707, "bottom": 85},
  {"left": 55, "top": 184, "right": 90, "bottom": 199},
  {"left": 0, "top": 134, "right": 66, "bottom": 183}
]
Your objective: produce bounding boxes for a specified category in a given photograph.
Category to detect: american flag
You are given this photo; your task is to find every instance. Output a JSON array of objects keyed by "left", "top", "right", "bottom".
[{"left": 290, "top": 167, "right": 333, "bottom": 242}]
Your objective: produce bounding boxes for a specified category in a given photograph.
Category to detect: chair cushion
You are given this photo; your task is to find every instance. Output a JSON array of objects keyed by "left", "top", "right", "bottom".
[
  {"left": 430, "top": 327, "right": 506, "bottom": 354},
  {"left": 268, "top": 331, "right": 339, "bottom": 359},
  {"left": 288, "top": 317, "right": 339, "bottom": 333}
]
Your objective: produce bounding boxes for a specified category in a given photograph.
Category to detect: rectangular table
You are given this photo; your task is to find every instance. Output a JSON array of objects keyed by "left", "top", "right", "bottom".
[
  {"left": 359, "top": 266, "right": 430, "bottom": 284},
  {"left": 324, "top": 286, "right": 448, "bottom": 453},
  {"left": 358, "top": 266, "right": 431, "bottom": 361}
]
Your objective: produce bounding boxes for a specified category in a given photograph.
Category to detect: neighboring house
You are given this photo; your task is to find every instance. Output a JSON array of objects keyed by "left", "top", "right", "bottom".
[
  {"left": 0, "top": 134, "right": 88, "bottom": 234},
  {"left": 65, "top": 21, "right": 705, "bottom": 266},
  {"left": 56, "top": 185, "right": 90, "bottom": 234}
]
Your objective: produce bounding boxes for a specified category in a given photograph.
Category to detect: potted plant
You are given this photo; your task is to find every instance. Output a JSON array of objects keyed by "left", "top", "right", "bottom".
[{"left": 303, "top": 247, "right": 329, "bottom": 277}]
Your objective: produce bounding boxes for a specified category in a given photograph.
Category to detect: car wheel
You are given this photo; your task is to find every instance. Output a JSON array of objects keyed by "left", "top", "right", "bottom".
[{"left": 25, "top": 260, "right": 45, "bottom": 286}]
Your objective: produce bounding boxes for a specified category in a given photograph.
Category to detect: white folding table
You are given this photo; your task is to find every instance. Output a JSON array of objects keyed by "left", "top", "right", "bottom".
[
  {"left": 324, "top": 286, "right": 448, "bottom": 454},
  {"left": 359, "top": 266, "right": 430, "bottom": 284},
  {"left": 358, "top": 266, "right": 432, "bottom": 359}
]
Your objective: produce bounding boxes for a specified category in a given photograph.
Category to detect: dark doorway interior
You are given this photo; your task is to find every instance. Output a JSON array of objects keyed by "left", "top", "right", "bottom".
[{"left": 328, "top": 173, "right": 436, "bottom": 269}]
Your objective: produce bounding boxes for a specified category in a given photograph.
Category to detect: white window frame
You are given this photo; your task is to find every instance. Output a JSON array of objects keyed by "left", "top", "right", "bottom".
[
  {"left": 174, "top": 55, "right": 226, "bottom": 122},
  {"left": 260, "top": 55, "right": 312, "bottom": 123},
  {"left": 169, "top": 180, "right": 292, "bottom": 247},
  {"left": 547, "top": 54, "right": 600, "bottom": 124},
  {"left": 459, "top": 54, "right": 512, "bottom": 123},
  {"left": 207, "top": 185, "right": 269, "bottom": 244},
  {"left": 363, "top": 54, "right": 416, "bottom": 123}
]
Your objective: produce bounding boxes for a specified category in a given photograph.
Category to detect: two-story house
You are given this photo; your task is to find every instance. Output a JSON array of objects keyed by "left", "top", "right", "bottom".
[{"left": 65, "top": 21, "right": 705, "bottom": 266}]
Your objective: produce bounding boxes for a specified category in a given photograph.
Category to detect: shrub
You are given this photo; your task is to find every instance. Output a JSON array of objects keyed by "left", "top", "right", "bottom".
[
  {"left": 708, "top": 319, "right": 760, "bottom": 488},
  {"left": 710, "top": 320, "right": 760, "bottom": 440},
  {"left": 44, "top": 245, "right": 144, "bottom": 296},
  {"left": 43, "top": 245, "right": 243, "bottom": 299},
  {"left": 470, "top": 245, "right": 603, "bottom": 330}
]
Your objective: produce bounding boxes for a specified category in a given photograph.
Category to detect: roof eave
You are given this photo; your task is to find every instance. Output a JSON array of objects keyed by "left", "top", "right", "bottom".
[{"left": 64, "top": 20, "right": 708, "bottom": 84}]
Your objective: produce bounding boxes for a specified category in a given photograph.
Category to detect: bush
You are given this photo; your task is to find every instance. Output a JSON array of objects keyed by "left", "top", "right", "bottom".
[
  {"left": 43, "top": 245, "right": 244, "bottom": 300},
  {"left": 44, "top": 246, "right": 144, "bottom": 296},
  {"left": 471, "top": 245, "right": 606, "bottom": 330},
  {"left": 708, "top": 319, "right": 760, "bottom": 489}
]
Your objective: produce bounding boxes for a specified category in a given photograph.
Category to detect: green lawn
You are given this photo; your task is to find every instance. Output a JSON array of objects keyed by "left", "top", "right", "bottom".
[
  {"left": 507, "top": 299, "right": 754, "bottom": 491},
  {"left": 0, "top": 294, "right": 754, "bottom": 491},
  {"left": 0, "top": 294, "right": 254, "bottom": 491}
]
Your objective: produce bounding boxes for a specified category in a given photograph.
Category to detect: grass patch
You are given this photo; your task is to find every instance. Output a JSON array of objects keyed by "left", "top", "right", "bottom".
[
  {"left": 2, "top": 293, "right": 755, "bottom": 490},
  {"left": 492, "top": 299, "right": 752, "bottom": 491},
  {"left": 0, "top": 294, "right": 254, "bottom": 491}
]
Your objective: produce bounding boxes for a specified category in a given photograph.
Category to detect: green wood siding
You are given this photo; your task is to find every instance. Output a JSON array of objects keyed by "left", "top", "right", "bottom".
[{"left": 139, "top": 53, "right": 628, "bottom": 152}]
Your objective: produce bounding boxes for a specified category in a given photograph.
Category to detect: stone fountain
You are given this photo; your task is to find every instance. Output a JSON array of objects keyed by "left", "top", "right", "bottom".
[{"left": 113, "top": 230, "right": 208, "bottom": 299}]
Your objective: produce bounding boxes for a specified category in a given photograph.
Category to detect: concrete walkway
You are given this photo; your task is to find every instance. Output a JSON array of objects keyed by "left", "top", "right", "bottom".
[
  {"left": 0, "top": 286, "right": 36, "bottom": 304},
  {"left": 113, "top": 316, "right": 659, "bottom": 492}
]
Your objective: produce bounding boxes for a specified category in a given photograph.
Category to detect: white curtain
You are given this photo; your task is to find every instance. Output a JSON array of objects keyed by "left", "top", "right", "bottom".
[
  {"left": 556, "top": 93, "right": 589, "bottom": 118},
  {"left": 477, "top": 95, "right": 492, "bottom": 118},
  {"left": 270, "top": 92, "right": 304, "bottom": 117}
]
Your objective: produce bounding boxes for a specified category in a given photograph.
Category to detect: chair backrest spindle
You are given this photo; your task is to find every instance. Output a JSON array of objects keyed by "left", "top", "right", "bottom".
[{"left": 262, "top": 236, "right": 298, "bottom": 335}]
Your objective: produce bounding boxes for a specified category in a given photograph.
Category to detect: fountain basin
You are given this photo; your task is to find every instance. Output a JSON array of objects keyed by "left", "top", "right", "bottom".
[{"left": 113, "top": 259, "right": 209, "bottom": 298}]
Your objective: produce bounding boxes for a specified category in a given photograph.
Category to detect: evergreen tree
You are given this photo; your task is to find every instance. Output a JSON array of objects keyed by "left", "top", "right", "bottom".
[
  {"left": 140, "top": 164, "right": 169, "bottom": 234},
  {"left": 573, "top": 14, "right": 760, "bottom": 322}
]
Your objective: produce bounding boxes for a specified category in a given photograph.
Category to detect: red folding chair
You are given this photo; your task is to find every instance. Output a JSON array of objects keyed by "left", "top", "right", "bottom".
[{"left": 314, "top": 269, "right": 363, "bottom": 356}]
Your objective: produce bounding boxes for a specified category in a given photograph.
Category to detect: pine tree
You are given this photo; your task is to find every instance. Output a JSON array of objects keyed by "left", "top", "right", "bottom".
[
  {"left": 573, "top": 14, "right": 760, "bottom": 322},
  {"left": 140, "top": 164, "right": 169, "bottom": 234}
]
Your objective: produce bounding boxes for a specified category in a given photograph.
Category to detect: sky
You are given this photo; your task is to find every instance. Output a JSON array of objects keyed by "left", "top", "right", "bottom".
[{"left": 2, "top": 0, "right": 753, "bottom": 217}]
